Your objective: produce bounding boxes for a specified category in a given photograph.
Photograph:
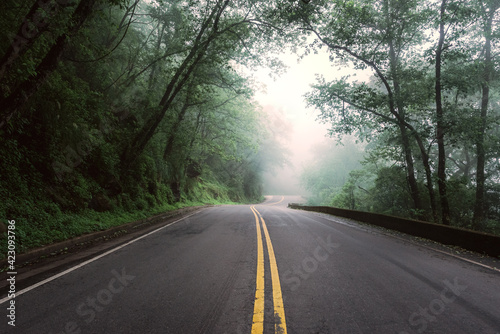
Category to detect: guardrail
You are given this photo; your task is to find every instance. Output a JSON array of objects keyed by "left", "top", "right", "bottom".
[{"left": 288, "top": 204, "right": 500, "bottom": 258}]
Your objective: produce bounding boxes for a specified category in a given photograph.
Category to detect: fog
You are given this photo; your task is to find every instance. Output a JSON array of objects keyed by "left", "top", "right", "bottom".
[{"left": 254, "top": 49, "right": 359, "bottom": 196}]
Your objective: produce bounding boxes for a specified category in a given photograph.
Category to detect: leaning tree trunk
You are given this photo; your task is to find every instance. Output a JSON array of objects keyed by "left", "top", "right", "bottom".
[
  {"left": 388, "top": 37, "right": 424, "bottom": 219},
  {"left": 435, "top": 0, "right": 451, "bottom": 225},
  {"left": 120, "top": 0, "right": 230, "bottom": 170}
]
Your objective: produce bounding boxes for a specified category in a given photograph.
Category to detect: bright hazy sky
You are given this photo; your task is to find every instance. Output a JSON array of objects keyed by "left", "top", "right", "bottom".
[
  {"left": 252, "top": 49, "right": 342, "bottom": 194},
  {"left": 255, "top": 50, "right": 336, "bottom": 158}
]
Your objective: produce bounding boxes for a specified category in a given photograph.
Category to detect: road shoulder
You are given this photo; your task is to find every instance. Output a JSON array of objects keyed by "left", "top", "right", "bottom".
[{"left": 0, "top": 205, "right": 208, "bottom": 293}]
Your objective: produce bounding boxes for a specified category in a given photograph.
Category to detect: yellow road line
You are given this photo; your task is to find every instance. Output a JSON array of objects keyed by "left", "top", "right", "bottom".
[
  {"left": 252, "top": 206, "right": 288, "bottom": 334},
  {"left": 251, "top": 206, "right": 265, "bottom": 333},
  {"left": 266, "top": 196, "right": 284, "bottom": 206}
]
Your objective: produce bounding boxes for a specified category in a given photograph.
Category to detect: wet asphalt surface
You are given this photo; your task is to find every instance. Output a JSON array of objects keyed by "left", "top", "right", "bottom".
[{"left": 1, "top": 196, "right": 499, "bottom": 333}]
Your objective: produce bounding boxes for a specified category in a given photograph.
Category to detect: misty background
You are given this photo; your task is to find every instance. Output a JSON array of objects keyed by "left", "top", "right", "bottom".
[{"left": 254, "top": 49, "right": 364, "bottom": 197}]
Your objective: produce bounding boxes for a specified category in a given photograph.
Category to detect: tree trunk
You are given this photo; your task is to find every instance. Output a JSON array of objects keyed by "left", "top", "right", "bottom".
[
  {"left": 388, "top": 38, "right": 424, "bottom": 218},
  {"left": 403, "top": 116, "right": 439, "bottom": 223},
  {"left": 148, "top": 23, "right": 166, "bottom": 91},
  {"left": 120, "top": 0, "right": 229, "bottom": 170},
  {"left": 120, "top": 43, "right": 206, "bottom": 168},
  {"left": 435, "top": 0, "right": 451, "bottom": 225},
  {"left": 163, "top": 88, "right": 192, "bottom": 160},
  {"left": 473, "top": 1, "right": 497, "bottom": 228},
  {"left": 418, "top": 142, "right": 439, "bottom": 223},
  {"left": 382, "top": 0, "right": 424, "bottom": 219}
]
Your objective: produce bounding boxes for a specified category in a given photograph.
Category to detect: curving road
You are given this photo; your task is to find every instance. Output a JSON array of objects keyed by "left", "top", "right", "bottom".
[{"left": 1, "top": 196, "right": 499, "bottom": 333}]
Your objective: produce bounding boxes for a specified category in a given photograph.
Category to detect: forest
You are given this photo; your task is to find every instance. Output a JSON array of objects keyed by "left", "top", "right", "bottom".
[
  {"left": 0, "top": 0, "right": 499, "bottom": 257},
  {"left": 0, "top": 0, "right": 292, "bottom": 254},
  {"left": 298, "top": 0, "right": 500, "bottom": 235}
]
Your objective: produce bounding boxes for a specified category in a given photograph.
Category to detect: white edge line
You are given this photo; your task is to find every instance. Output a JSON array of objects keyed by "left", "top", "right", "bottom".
[
  {"left": 304, "top": 210, "right": 500, "bottom": 274},
  {"left": 401, "top": 238, "right": 500, "bottom": 274},
  {"left": 0, "top": 209, "right": 202, "bottom": 305}
]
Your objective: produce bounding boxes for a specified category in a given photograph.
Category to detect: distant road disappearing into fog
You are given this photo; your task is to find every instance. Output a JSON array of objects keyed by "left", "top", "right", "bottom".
[{"left": 1, "top": 196, "right": 499, "bottom": 333}]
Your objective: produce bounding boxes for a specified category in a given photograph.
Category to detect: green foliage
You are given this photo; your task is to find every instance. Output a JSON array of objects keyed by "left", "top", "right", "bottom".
[
  {"left": 301, "top": 137, "right": 365, "bottom": 205},
  {"left": 331, "top": 170, "right": 371, "bottom": 211},
  {"left": 446, "top": 176, "right": 476, "bottom": 228},
  {"left": 293, "top": 0, "right": 500, "bottom": 229},
  {"left": 369, "top": 167, "right": 414, "bottom": 216}
]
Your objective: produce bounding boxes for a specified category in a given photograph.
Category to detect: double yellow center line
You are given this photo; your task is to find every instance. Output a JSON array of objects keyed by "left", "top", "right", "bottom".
[{"left": 250, "top": 206, "right": 287, "bottom": 334}]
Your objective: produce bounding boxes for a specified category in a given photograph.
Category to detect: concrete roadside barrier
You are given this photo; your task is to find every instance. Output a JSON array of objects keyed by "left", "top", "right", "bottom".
[{"left": 288, "top": 204, "right": 500, "bottom": 258}]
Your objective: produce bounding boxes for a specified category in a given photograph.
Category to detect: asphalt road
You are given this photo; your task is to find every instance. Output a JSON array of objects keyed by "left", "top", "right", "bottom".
[{"left": 1, "top": 196, "right": 499, "bottom": 333}]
